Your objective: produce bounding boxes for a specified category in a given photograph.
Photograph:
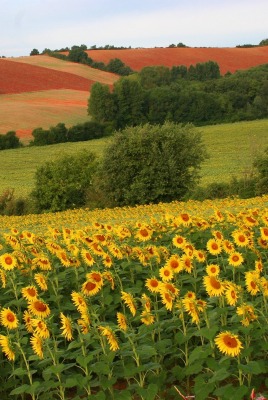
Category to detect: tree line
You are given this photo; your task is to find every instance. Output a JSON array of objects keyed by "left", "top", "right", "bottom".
[
  {"left": 88, "top": 62, "right": 268, "bottom": 129},
  {"left": 31, "top": 45, "right": 134, "bottom": 76}
]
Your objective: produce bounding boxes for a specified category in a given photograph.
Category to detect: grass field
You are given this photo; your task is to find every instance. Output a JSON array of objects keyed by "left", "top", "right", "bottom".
[{"left": 0, "top": 119, "right": 268, "bottom": 198}]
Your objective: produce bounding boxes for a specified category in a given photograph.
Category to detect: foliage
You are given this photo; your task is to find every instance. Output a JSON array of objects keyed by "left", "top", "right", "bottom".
[
  {"left": 30, "top": 48, "right": 39, "bottom": 56},
  {"left": 0, "top": 198, "right": 268, "bottom": 398},
  {"left": 31, "top": 150, "right": 98, "bottom": 212},
  {"left": 97, "top": 122, "right": 208, "bottom": 206},
  {"left": 254, "top": 147, "right": 268, "bottom": 195},
  {"left": 88, "top": 63, "right": 268, "bottom": 129},
  {"left": 30, "top": 121, "right": 108, "bottom": 146},
  {"left": 0, "top": 131, "right": 22, "bottom": 150}
]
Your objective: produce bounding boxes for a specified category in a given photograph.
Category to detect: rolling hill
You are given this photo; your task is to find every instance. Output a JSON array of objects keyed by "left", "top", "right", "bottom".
[
  {"left": 1, "top": 46, "right": 268, "bottom": 140},
  {"left": 86, "top": 46, "right": 268, "bottom": 74}
]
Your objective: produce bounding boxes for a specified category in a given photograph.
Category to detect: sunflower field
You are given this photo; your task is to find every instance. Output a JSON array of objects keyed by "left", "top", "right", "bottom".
[{"left": 1, "top": 196, "right": 268, "bottom": 399}]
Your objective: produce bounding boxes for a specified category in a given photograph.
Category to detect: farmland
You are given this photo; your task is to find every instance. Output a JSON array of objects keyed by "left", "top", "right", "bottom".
[
  {"left": 0, "top": 118, "right": 268, "bottom": 198},
  {"left": 86, "top": 46, "right": 268, "bottom": 74}
]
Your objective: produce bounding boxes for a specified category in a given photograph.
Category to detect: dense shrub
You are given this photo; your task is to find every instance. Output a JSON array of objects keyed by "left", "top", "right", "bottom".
[
  {"left": 96, "top": 122, "right": 208, "bottom": 206},
  {"left": 31, "top": 150, "right": 98, "bottom": 213}
]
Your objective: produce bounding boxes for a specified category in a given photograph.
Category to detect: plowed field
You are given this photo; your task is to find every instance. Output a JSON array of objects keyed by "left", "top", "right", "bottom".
[
  {"left": 86, "top": 46, "right": 268, "bottom": 74},
  {"left": 0, "top": 59, "right": 94, "bottom": 94}
]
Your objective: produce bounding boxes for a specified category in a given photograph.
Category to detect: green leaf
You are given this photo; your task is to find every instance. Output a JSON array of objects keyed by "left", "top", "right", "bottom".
[
  {"left": 238, "top": 361, "right": 264, "bottom": 374},
  {"left": 114, "top": 390, "right": 132, "bottom": 400},
  {"left": 10, "top": 384, "right": 31, "bottom": 395},
  {"left": 26, "top": 381, "right": 40, "bottom": 395},
  {"left": 188, "top": 346, "right": 212, "bottom": 365},
  {"left": 76, "top": 354, "right": 94, "bottom": 369},
  {"left": 11, "top": 367, "right": 28, "bottom": 377},
  {"left": 214, "top": 384, "right": 238, "bottom": 399},
  {"left": 195, "top": 326, "right": 218, "bottom": 341},
  {"left": 88, "top": 392, "right": 106, "bottom": 400},
  {"left": 91, "top": 361, "right": 111, "bottom": 375},
  {"left": 208, "top": 367, "right": 230, "bottom": 383}
]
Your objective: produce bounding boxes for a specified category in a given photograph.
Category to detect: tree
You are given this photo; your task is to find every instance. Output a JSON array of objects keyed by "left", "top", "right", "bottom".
[
  {"left": 259, "top": 38, "right": 268, "bottom": 46},
  {"left": 254, "top": 147, "right": 268, "bottom": 195},
  {"left": 30, "top": 48, "right": 39, "bottom": 56},
  {"left": 31, "top": 150, "right": 98, "bottom": 212},
  {"left": 97, "top": 122, "right": 208, "bottom": 206},
  {"left": 106, "top": 58, "right": 133, "bottom": 75},
  {"left": 88, "top": 82, "right": 117, "bottom": 123}
]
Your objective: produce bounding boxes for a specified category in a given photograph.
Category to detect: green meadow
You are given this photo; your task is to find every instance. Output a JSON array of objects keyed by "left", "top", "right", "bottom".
[{"left": 0, "top": 119, "right": 268, "bottom": 198}]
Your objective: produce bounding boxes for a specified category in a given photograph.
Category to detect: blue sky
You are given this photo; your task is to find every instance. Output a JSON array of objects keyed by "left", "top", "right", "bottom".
[{"left": 1, "top": 0, "right": 268, "bottom": 57}]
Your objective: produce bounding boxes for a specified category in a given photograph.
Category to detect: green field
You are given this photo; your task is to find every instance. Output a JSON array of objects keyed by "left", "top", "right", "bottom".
[{"left": 0, "top": 119, "right": 268, "bottom": 198}]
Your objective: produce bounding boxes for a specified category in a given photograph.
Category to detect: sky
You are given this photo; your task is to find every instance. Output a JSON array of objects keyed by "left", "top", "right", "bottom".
[{"left": 1, "top": 0, "right": 268, "bottom": 57}]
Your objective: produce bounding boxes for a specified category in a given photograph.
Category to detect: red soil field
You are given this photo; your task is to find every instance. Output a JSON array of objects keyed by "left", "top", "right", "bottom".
[
  {"left": 0, "top": 59, "right": 95, "bottom": 94},
  {"left": 86, "top": 46, "right": 268, "bottom": 74}
]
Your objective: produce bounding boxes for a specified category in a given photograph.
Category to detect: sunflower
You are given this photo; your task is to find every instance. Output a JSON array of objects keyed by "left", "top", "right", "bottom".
[
  {"left": 102, "top": 271, "right": 115, "bottom": 290},
  {"left": 206, "top": 239, "right": 222, "bottom": 256},
  {"left": 145, "top": 277, "right": 161, "bottom": 293},
  {"left": 81, "top": 280, "right": 101, "bottom": 297},
  {"left": 206, "top": 264, "right": 220, "bottom": 276},
  {"left": 177, "top": 213, "right": 192, "bottom": 226},
  {"left": 225, "top": 283, "right": 240, "bottom": 306},
  {"left": 99, "top": 326, "right": 119, "bottom": 351},
  {"left": 0, "top": 334, "right": 15, "bottom": 361},
  {"left": 32, "top": 257, "right": 52, "bottom": 271},
  {"left": 140, "top": 311, "right": 155, "bottom": 325},
  {"left": 160, "top": 291, "right": 173, "bottom": 311},
  {"left": 159, "top": 266, "right": 174, "bottom": 282},
  {"left": 182, "top": 298, "right": 200, "bottom": 324},
  {"left": 228, "top": 252, "right": 244, "bottom": 267},
  {"left": 71, "top": 291, "right": 87, "bottom": 313},
  {"left": 215, "top": 331, "right": 243, "bottom": 357},
  {"left": 60, "top": 313, "right": 73, "bottom": 341},
  {"left": 102, "top": 253, "right": 113, "bottom": 268},
  {"left": 108, "top": 245, "right": 123, "bottom": 260},
  {"left": 260, "top": 227, "right": 268, "bottom": 241},
  {"left": 245, "top": 271, "right": 260, "bottom": 295},
  {"left": 222, "top": 240, "right": 235, "bottom": 254},
  {"left": 34, "top": 273, "right": 48, "bottom": 291},
  {"left": 258, "top": 237, "right": 268, "bottom": 249},
  {"left": 243, "top": 215, "right": 258, "bottom": 227},
  {"left": 255, "top": 259, "right": 263, "bottom": 273},
  {"left": 0, "top": 308, "right": 18, "bottom": 330},
  {"left": 32, "top": 319, "right": 50, "bottom": 339},
  {"left": 28, "top": 300, "right": 51, "bottom": 318},
  {"left": 232, "top": 230, "right": 250, "bottom": 247},
  {"left": 260, "top": 277, "right": 268, "bottom": 296},
  {"left": 21, "top": 286, "right": 38, "bottom": 302},
  {"left": 203, "top": 275, "right": 225, "bottom": 297},
  {"left": 236, "top": 303, "right": 258, "bottom": 326},
  {"left": 90, "top": 242, "right": 105, "bottom": 256},
  {"left": 121, "top": 291, "right": 136, "bottom": 316},
  {"left": 141, "top": 293, "right": 151, "bottom": 312},
  {"left": 0, "top": 269, "right": 6, "bottom": 288},
  {"left": 135, "top": 226, "right": 153, "bottom": 242},
  {"left": 181, "top": 254, "right": 193, "bottom": 274},
  {"left": 194, "top": 250, "right": 206, "bottom": 263},
  {"left": 165, "top": 254, "right": 183, "bottom": 274},
  {"left": 56, "top": 251, "right": 71, "bottom": 267},
  {"left": 0, "top": 253, "right": 17, "bottom": 270},
  {"left": 23, "top": 310, "right": 34, "bottom": 333},
  {"left": 86, "top": 271, "right": 103, "bottom": 287},
  {"left": 172, "top": 235, "right": 187, "bottom": 249},
  {"left": 214, "top": 210, "right": 224, "bottom": 222},
  {"left": 30, "top": 334, "right": 43, "bottom": 359},
  {"left": 184, "top": 291, "right": 196, "bottom": 300},
  {"left": 81, "top": 248, "right": 95, "bottom": 266},
  {"left": 212, "top": 230, "right": 224, "bottom": 242},
  {"left": 77, "top": 317, "right": 90, "bottom": 334},
  {"left": 117, "top": 312, "right": 128, "bottom": 331},
  {"left": 160, "top": 282, "right": 179, "bottom": 298}
]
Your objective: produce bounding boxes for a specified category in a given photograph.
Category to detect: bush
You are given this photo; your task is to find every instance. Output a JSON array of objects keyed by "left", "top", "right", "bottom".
[
  {"left": 96, "top": 122, "right": 208, "bottom": 206},
  {"left": 31, "top": 150, "right": 98, "bottom": 212},
  {"left": 254, "top": 147, "right": 268, "bottom": 195}
]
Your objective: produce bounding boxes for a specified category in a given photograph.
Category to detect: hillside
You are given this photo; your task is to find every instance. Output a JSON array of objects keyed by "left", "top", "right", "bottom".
[
  {"left": 86, "top": 46, "right": 268, "bottom": 74},
  {"left": 0, "top": 57, "right": 119, "bottom": 139},
  {"left": 1, "top": 119, "right": 268, "bottom": 197}
]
